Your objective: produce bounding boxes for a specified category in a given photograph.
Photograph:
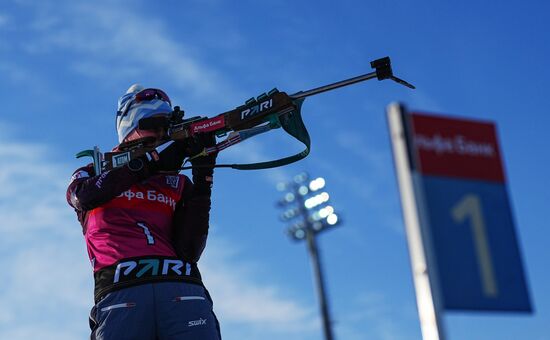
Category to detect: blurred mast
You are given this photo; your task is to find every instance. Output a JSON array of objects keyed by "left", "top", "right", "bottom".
[
  {"left": 277, "top": 173, "right": 342, "bottom": 340},
  {"left": 295, "top": 185, "right": 335, "bottom": 340}
]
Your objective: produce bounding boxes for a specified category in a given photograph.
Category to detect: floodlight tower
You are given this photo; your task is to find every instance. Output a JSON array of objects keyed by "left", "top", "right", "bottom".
[{"left": 276, "top": 172, "right": 342, "bottom": 340}]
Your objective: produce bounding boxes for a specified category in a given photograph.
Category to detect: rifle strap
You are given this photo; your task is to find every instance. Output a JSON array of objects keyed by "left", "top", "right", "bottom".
[
  {"left": 231, "top": 98, "right": 309, "bottom": 170},
  {"left": 182, "top": 99, "right": 310, "bottom": 170}
]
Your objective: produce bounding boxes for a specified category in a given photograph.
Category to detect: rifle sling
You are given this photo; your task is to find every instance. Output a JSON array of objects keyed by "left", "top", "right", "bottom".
[{"left": 183, "top": 98, "right": 310, "bottom": 171}]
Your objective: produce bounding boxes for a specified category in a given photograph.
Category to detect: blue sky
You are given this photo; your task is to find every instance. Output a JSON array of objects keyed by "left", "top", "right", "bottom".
[{"left": 1, "top": 0, "right": 549, "bottom": 339}]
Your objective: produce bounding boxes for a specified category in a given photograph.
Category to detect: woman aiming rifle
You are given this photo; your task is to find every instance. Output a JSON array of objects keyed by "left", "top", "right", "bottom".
[{"left": 67, "top": 84, "right": 221, "bottom": 339}]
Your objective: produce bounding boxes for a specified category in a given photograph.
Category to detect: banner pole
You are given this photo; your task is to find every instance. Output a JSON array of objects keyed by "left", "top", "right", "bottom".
[{"left": 387, "top": 102, "right": 446, "bottom": 340}]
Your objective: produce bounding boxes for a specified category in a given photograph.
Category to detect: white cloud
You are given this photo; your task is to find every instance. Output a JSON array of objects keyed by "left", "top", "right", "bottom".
[
  {"left": 313, "top": 155, "right": 378, "bottom": 203},
  {"left": 69, "top": 61, "right": 142, "bottom": 80},
  {"left": 0, "top": 126, "right": 92, "bottom": 339},
  {"left": 0, "top": 141, "right": 73, "bottom": 238},
  {"left": 334, "top": 131, "right": 390, "bottom": 175},
  {"left": 327, "top": 131, "right": 395, "bottom": 199},
  {"left": 336, "top": 291, "right": 410, "bottom": 340},
  {"left": 0, "top": 61, "right": 42, "bottom": 88},
  {"left": 405, "top": 89, "right": 444, "bottom": 113},
  {"left": 16, "top": 1, "right": 240, "bottom": 104},
  {"left": 0, "top": 123, "right": 316, "bottom": 339},
  {"left": 201, "top": 237, "right": 317, "bottom": 332}
]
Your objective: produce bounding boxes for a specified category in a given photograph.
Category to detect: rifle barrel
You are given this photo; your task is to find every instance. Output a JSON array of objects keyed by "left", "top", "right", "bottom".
[{"left": 290, "top": 71, "right": 378, "bottom": 100}]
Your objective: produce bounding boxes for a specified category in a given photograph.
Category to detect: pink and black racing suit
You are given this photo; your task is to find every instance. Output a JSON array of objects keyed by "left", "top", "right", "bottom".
[{"left": 67, "top": 162, "right": 210, "bottom": 302}]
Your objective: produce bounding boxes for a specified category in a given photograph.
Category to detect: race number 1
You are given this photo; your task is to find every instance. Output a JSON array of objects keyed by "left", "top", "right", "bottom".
[
  {"left": 137, "top": 222, "right": 155, "bottom": 245},
  {"left": 451, "top": 194, "right": 498, "bottom": 297}
]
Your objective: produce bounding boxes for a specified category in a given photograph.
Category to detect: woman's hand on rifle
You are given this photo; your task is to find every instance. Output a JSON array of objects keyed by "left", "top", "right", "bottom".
[{"left": 186, "top": 133, "right": 217, "bottom": 195}]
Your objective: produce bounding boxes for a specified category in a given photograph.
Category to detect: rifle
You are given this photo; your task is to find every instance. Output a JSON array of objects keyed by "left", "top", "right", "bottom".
[{"left": 77, "top": 57, "right": 414, "bottom": 174}]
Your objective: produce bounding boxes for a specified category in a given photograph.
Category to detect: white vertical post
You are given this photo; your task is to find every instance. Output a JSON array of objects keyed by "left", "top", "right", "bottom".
[{"left": 386, "top": 103, "right": 446, "bottom": 340}]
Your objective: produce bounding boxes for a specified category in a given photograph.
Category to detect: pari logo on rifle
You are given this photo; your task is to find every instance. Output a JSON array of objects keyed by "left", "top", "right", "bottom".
[{"left": 240, "top": 98, "right": 274, "bottom": 120}]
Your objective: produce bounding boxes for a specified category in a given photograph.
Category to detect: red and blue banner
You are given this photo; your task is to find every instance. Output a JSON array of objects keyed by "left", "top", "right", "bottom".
[{"left": 406, "top": 112, "right": 532, "bottom": 312}]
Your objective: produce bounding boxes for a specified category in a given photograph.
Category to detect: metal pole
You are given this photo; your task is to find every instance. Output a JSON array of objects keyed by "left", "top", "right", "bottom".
[
  {"left": 290, "top": 72, "right": 378, "bottom": 100},
  {"left": 293, "top": 185, "right": 335, "bottom": 340},
  {"left": 387, "top": 103, "right": 446, "bottom": 340},
  {"left": 305, "top": 227, "right": 335, "bottom": 340},
  {"left": 289, "top": 57, "right": 415, "bottom": 100}
]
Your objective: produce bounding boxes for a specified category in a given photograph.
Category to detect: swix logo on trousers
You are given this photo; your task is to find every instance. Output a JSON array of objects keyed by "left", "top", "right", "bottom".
[
  {"left": 188, "top": 318, "right": 207, "bottom": 327},
  {"left": 240, "top": 99, "right": 273, "bottom": 120}
]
